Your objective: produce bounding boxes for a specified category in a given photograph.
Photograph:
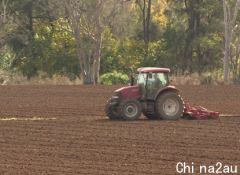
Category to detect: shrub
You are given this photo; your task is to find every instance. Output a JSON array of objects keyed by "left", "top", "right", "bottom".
[
  {"left": 100, "top": 71, "right": 129, "bottom": 85},
  {"left": 199, "top": 73, "right": 213, "bottom": 85}
]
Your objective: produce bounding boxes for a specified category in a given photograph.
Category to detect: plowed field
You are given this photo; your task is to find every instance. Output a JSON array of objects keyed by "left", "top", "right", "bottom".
[{"left": 0, "top": 85, "right": 239, "bottom": 175}]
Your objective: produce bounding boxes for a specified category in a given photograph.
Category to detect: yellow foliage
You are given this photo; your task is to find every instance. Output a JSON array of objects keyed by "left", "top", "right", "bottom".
[
  {"left": 152, "top": 0, "right": 168, "bottom": 27},
  {"left": 130, "top": 0, "right": 168, "bottom": 27}
]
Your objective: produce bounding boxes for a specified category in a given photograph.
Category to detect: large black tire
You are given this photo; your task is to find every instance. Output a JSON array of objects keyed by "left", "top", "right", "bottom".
[
  {"left": 118, "top": 99, "right": 142, "bottom": 120},
  {"left": 155, "top": 92, "right": 183, "bottom": 120},
  {"left": 105, "top": 100, "right": 121, "bottom": 120}
]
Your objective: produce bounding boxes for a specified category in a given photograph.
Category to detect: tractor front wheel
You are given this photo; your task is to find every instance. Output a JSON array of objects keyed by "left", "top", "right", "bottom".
[
  {"left": 105, "top": 100, "right": 121, "bottom": 120},
  {"left": 155, "top": 92, "right": 183, "bottom": 120},
  {"left": 118, "top": 99, "right": 142, "bottom": 120}
]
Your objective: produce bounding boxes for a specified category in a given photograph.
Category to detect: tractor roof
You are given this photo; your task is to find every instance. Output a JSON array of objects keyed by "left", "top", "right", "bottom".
[{"left": 137, "top": 67, "right": 170, "bottom": 73}]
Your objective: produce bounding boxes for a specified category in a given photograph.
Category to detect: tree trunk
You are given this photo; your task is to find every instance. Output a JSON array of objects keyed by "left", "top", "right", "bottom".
[
  {"left": 235, "top": 33, "right": 240, "bottom": 77},
  {"left": 94, "top": 32, "right": 102, "bottom": 84},
  {"left": 65, "top": 0, "right": 132, "bottom": 84},
  {"left": 223, "top": 0, "right": 230, "bottom": 81},
  {"left": 3, "top": 0, "right": 9, "bottom": 23},
  {"left": 65, "top": 0, "right": 93, "bottom": 84},
  {"left": 236, "top": 32, "right": 240, "bottom": 78},
  {"left": 223, "top": 0, "right": 240, "bottom": 81},
  {"left": 93, "top": 0, "right": 103, "bottom": 84},
  {"left": 182, "top": 0, "right": 195, "bottom": 74},
  {"left": 146, "top": 0, "right": 151, "bottom": 44},
  {"left": 195, "top": 0, "right": 204, "bottom": 74},
  {"left": 144, "top": 0, "right": 151, "bottom": 60},
  {"left": 93, "top": 0, "right": 129, "bottom": 84},
  {"left": 143, "top": 0, "right": 146, "bottom": 44},
  {"left": 136, "top": 0, "right": 151, "bottom": 61}
]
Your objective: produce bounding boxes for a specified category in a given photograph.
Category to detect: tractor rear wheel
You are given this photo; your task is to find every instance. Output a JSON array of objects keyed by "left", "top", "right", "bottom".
[
  {"left": 155, "top": 92, "right": 183, "bottom": 120},
  {"left": 105, "top": 100, "right": 121, "bottom": 120},
  {"left": 118, "top": 99, "right": 142, "bottom": 120}
]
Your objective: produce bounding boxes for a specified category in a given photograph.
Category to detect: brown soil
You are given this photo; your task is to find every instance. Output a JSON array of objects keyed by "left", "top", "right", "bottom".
[{"left": 0, "top": 85, "right": 239, "bottom": 175}]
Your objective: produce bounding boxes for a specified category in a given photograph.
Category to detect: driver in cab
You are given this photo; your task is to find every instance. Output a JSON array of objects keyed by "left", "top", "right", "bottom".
[{"left": 154, "top": 73, "right": 162, "bottom": 89}]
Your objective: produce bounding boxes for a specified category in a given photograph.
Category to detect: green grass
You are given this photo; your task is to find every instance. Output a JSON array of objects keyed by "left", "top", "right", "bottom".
[
  {"left": 219, "top": 114, "right": 240, "bottom": 117},
  {"left": 0, "top": 116, "right": 57, "bottom": 121}
]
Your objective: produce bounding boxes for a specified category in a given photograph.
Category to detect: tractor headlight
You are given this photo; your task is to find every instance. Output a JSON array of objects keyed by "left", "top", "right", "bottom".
[
  {"left": 112, "top": 92, "right": 122, "bottom": 103},
  {"left": 112, "top": 96, "right": 119, "bottom": 99}
]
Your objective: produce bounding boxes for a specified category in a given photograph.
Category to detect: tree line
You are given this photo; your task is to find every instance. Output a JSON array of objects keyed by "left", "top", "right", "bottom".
[{"left": 0, "top": 0, "right": 239, "bottom": 84}]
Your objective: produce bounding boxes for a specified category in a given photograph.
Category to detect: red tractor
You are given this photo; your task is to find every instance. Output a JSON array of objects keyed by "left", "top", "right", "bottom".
[{"left": 105, "top": 67, "right": 219, "bottom": 120}]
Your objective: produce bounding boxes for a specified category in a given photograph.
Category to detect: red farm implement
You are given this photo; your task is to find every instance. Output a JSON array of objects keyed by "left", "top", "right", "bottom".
[{"left": 183, "top": 101, "right": 219, "bottom": 120}]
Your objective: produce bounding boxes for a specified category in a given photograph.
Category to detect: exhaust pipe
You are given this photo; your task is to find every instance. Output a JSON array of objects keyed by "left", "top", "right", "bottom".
[{"left": 130, "top": 67, "right": 134, "bottom": 86}]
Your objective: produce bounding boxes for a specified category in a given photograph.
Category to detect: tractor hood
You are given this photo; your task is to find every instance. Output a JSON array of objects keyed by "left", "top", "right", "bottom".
[{"left": 114, "top": 86, "right": 141, "bottom": 100}]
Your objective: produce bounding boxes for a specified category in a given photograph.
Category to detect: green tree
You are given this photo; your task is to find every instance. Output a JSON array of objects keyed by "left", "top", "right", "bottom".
[
  {"left": 51, "top": 0, "right": 134, "bottom": 84},
  {"left": 163, "top": 0, "right": 223, "bottom": 74},
  {"left": 18, "top": 20, "right": 79, "bottom": 79}
]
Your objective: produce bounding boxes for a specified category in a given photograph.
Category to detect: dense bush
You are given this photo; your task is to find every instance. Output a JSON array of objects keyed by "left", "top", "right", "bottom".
[{"left": 100, "top": 71, "right": 129, "bottom": 85}]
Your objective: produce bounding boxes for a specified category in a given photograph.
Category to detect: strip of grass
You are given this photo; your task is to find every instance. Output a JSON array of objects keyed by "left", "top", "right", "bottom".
[
  {"left": 0, "top": 116, "right": 57, "bottom": 121},
  {"left": 219, "top": 114, "right": 240, "bottom": 117}
]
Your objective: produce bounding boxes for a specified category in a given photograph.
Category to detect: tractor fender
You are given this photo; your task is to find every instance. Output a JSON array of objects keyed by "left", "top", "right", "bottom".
[{"left": 154, "top": 86, "right": 180, "bottom": 101}]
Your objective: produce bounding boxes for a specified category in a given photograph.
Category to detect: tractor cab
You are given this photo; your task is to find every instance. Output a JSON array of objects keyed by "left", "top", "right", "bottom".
[{"left": 136, "top": 68, "right": 170, "bottom": 100}]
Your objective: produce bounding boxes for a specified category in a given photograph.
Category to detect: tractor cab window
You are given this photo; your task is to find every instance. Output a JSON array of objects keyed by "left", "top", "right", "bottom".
[
  {"left": 137, "top": 73, "right": 147, "bottom": 86},
  {"left": 148, "top": 73, "right": 168, "bottom": 89},
  {"left": 147, "top": 73, "right": 168, "bottom": 88},
  {"left": 147, "top": 72, "right": 168, "bottom": 99},
  {"left": 136, "top": 72, "right": 168, "bottom": 100},
  {"left": 136, "top": 73, "right": 147, "bottom": 99},
  {"left": 137, "top": 72, "right": 168, "bottom": 87}
]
